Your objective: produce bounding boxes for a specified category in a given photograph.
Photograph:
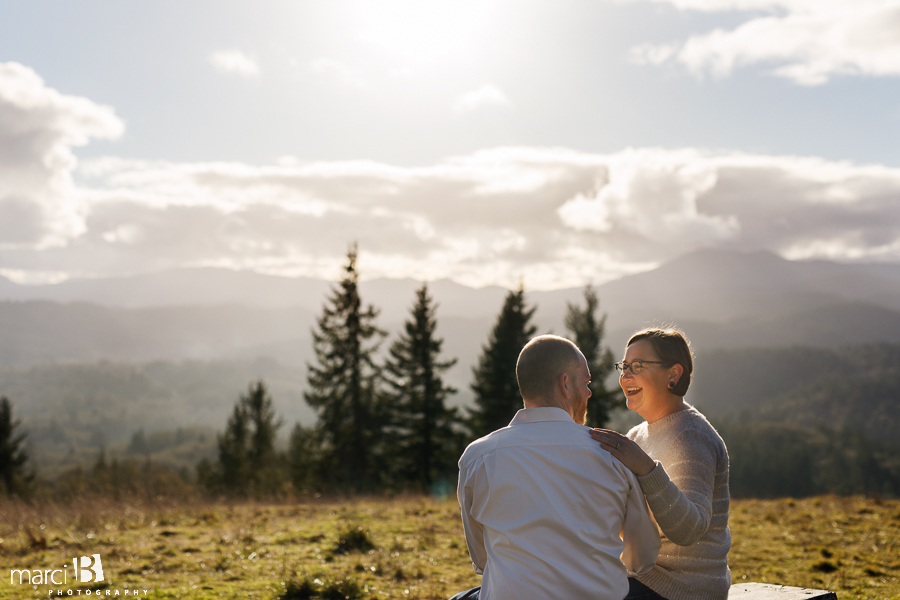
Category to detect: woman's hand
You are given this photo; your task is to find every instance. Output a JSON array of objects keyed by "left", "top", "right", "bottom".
[{"left": 589, "top": 428, "right": 657, "bottom": 477}]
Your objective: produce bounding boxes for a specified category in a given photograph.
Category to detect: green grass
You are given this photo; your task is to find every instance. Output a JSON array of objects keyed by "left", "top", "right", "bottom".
[{"left": 0, "top": 495, "right": 897, "bottom": 599}]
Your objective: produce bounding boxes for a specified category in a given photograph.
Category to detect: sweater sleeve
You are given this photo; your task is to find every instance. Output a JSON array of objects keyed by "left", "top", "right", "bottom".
[{"left": 636, "top": 429, "right": 716, "bottom": 547}]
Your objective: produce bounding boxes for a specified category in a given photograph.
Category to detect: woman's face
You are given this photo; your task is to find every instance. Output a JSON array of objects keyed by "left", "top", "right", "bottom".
[{"left": 619, "top": 339, "right": 673, "bottom": 418}]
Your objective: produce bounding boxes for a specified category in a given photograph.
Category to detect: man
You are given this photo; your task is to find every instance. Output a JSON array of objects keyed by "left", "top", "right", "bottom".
[{"left": 454, "top": 335, "right": 660, "bottom": 600}]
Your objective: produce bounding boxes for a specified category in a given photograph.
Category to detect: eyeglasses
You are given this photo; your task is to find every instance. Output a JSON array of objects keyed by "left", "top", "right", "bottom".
[{"left": 614, "top": 360, "right": 666, "bottom": 376}]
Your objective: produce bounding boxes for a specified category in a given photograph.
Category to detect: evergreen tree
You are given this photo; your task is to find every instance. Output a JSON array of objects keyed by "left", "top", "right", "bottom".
[
  {"left": 287, "top": 423, "right": 320, "bottom": 492},
  {"left": 214, "top": 380, "right": 284, "bottom": 495},
  {"left": 305, "top": 244, "right": 387, "bottom": 491},
  {"left": 242, "top": 380, "right": 284, "bottom": 493},
  {"left": 383, "top": 284, "right": 462, "bottom": 492},
  {"left": 217, "top": 395, "right": 249, "bottom": 492},
  {"left": 468, "top": 285, "right": 537, "bottom": 438},
  {"left": 243, "top": 380, "right": 282, "bottom": 467},
  {"left": 0, "top": 396, "right": 31, "bottom": 496},
  {"left": 564, "top": 285, "right": 617, "bottom": 428}
]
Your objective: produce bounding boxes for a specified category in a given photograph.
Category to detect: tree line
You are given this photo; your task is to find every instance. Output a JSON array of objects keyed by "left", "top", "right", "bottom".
[
  {"left": 7, "top": 244, "right": 897, "bottom": 499},
  {"left": 186, "top": 244, "right": 617, "bottom": 496}
]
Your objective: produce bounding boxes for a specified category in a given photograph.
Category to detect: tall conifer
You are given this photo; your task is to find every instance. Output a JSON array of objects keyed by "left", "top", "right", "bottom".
[
  {"left": 564, "top": 285, "right": 617, "bottom": 428},
  {"left": 468, "top": 285, "right": 537, "bottom": 438},
  {"left": 305, "top": 244, "right": 386, "bottom": 491},
  {"left": 0, "top": 396, "right": 31, "bottom": 496},
  {"left": 217, "top": 398, "right": 249, "bottom": 491},
  {"left": 215, "top": 380, "right": 283, "bottom": 494},
  {"left": 383, "top": 284, "right": 461, "bottom": 491}
]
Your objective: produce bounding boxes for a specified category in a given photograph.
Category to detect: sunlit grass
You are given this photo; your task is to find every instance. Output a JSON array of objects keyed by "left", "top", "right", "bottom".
[{"left": 0, "top": 495, "right": 897, "bottom": 599}]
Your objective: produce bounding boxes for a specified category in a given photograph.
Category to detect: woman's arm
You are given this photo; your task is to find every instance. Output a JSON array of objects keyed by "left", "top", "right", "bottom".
[
  {"left": 590, "top": 428, "right": 716, "bottom": 547},
  {"left": 636, "top": 430, "right": 716, "bottom": 546}
]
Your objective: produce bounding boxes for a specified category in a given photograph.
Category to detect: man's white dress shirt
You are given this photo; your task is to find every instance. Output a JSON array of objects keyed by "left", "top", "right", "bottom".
[{"left": 458, "top": 407, "right": 660, "bottom": 600}]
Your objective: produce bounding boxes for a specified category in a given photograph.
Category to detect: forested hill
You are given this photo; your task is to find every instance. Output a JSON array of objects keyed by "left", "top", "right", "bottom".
[
  {"left": 686, "top": 344, "right": 900, "bottom": 498},
  {"left": 690, "top": 343, "right": 900, "bottom": 446}
]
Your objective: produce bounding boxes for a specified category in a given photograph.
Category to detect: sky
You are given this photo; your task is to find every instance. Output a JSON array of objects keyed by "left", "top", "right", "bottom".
[{"left": 1, "top": 0, "right": 900, "bottom": 289}]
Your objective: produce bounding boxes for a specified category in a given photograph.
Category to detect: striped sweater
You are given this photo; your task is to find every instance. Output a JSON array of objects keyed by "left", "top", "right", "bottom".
[{"left": 627, "top": 405, "right": 731, "bottom": 600}]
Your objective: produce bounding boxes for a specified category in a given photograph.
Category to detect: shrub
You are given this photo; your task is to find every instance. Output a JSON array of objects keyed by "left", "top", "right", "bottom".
[
  {"left": 333, "top": 526, "right": 375, "bottom": 554},
  {"left": 277, "top": 577, "right": 365, "bottom": 600}
]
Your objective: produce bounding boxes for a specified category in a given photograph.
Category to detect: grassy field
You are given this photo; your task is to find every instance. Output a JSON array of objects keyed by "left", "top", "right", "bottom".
[{"left": 0, "top": 495, "right": 897, "bottom": 599}]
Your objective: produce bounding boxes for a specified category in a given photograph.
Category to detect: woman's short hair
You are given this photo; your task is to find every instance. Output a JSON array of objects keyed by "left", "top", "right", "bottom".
[{"left": 627, "top": 326, "right": 694, "bottom": 397}]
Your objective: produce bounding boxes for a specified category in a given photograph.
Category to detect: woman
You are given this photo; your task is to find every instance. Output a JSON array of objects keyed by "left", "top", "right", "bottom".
[{"left": 590, "top": 327, "right": 730, "bottom": 600}]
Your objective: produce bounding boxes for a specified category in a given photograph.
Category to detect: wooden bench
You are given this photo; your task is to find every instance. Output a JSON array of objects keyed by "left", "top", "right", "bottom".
[{"left": 729, "top": 582, "right": 837, "bottom": 599}]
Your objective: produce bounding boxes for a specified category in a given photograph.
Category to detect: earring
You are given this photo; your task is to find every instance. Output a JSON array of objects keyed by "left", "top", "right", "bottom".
[{"left": 667, "top": 381, "right": 676, "bottom": 390}]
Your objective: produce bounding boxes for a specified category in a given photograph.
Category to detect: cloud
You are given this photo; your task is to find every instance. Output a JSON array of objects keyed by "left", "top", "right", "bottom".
[
  {"left": 452, "top": 84, "right": 511, "bottom": 113},
  {"left": 310, "top": 58, "right": 366, "bottom": 89},
  {"left": 36, "top": 146, "right": 896, "bottom": 289},
  {"left": 624, "top": 0, "right": 900, "bottom": 84},
  {"left": 0, "top": 61, "right": 123, "bottom": 249},
  {"left": 209, "top": 50, "right": 260, "bottom": 77},
  {"left": 5, "top": 62, "right": 900, "bottom": 289}
]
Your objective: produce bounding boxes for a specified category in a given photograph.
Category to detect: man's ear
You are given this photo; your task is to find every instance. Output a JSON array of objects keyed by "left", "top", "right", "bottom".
[{"left": 560, "top": 371, "right": 572, "bottom": 399}]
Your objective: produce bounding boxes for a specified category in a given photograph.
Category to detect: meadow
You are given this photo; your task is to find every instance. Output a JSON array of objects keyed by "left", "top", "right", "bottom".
[{"left": 0, "top": 495, "right": 897, "bottom": 600}]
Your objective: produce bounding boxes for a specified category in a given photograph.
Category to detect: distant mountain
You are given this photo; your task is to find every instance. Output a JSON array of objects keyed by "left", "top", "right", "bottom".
[
  {"left": 5, "top": 249, "right": 900, "bottom": 318},
  {"left": 2, "top": 249, "right": 900, "bottom": 377},
  {"left": 593, "top": 249, "right": 900, "bottom": 323},
  {"left": 0, "top": 301, "right": 315, "bottom": 365}
]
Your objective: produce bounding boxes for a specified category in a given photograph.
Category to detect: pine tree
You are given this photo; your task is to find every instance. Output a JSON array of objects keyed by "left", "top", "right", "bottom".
[
  {"left": 468, "top": 285, "right": 537, "bottom": 438},
  {"left": 564, "top": 285, "right": 617, "bottom": 428},
  {"left": 0, "top": 396, "right": 31, "bottom": 496},
  {"left": 214, "top": 380, "right": 284, "bottom": 495},
  {"left": 383, "top": 284, "right": 461, "bottom": 492},
  {"left": 287, "top": 422, "right": 319, "bottom": 492},
  {"left": 305, "top": 244, "right": 386, "bottom": 491},
  {"left": 243, "top": 380, "right": 282, "bottom": 467},
  {"left": 242, "top": 380, "right": 284, "bottom": 493},
  {"left": 217, "top": 393, "right": 250, "bottom": 493}
]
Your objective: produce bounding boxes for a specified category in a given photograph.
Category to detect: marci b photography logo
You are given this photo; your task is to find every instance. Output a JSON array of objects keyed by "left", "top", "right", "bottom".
[
  {"left": 10, "top": 554, "right": 102, "bottom": 586},
  {"left": 9, "top": 554, "right": 149, "bottom": 596}
]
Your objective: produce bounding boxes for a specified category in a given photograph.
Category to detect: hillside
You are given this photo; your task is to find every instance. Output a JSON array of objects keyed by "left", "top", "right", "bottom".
[
  {"left": 3, "top": 250, "right": 900, "bottom": 372},
  {"left": 690, "top": 342, "right": 900, "bottom": 445},
  {"left": 0, "top": 358, "right": 314, "bottom": 476}
]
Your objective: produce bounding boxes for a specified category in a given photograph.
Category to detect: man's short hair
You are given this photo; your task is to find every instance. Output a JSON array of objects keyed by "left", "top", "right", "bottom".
[{"left": 516, "top": 335, "right": 584, "bottom": 401}]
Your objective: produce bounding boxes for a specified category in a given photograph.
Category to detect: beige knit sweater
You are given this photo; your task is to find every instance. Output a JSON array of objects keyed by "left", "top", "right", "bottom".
[{"left": 627, "top": 405, "right": 731, "bottom": 600}]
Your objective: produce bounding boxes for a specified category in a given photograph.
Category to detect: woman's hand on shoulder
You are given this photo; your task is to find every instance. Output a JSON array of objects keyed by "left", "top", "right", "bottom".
[{"left": 589, "top": 428, "right": 657, "bottom": 477}]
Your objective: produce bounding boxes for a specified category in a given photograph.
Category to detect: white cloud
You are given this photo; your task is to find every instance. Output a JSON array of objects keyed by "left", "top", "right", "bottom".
[
  {"left": 624, "top": 0, "right": 900, "bottom": 84},
  {"left": 209, "top": 50, "right": 260, "bottom": 77},
  {"left": 0, "top": 61, "right": 123, "bottom": 249},
  {"left": 5, "top": 62, "right": 900, "bottom": 289},
  {"left": 52, "top": 146, "right": 900, "bottom": 289},
  {"left": 452, "top": 84, "right": 511, "bottom": 113},
  {"left": 310, "top": 58, "right": 366, "bottom": 89}
]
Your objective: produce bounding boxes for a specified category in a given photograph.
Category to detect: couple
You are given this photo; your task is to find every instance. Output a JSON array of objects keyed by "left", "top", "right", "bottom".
[{"left": 452, "top": 328, "right": 731, "bottom": 600}]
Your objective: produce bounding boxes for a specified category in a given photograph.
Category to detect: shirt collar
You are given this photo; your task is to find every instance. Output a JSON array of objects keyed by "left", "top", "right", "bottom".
[{"left": 509, "top": 406, "right": 575, "bottom": 426}]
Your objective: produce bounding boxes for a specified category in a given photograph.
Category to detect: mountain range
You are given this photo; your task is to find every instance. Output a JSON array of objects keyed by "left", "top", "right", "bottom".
[{"left": 3, "top": 249, "right": 900, "bottom": 369}]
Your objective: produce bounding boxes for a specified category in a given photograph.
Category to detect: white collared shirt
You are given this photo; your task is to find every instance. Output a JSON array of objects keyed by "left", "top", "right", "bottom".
[{"left": 458, "top": 407, "right": 660, "bottom": 600}]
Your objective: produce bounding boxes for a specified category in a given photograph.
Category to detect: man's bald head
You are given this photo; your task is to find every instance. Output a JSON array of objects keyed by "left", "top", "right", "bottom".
[{"left": 516, "top": 335, "right": 585, "bottom": 405}]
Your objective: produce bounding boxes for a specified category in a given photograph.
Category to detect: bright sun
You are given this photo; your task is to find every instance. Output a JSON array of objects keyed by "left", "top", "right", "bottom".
[{"left": 349, "top": 0, "right": 499, "bottom": 65}]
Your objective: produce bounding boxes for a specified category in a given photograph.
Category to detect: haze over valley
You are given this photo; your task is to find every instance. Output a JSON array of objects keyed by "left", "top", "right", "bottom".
[{"left": 4, "top": 248, "right": 900, "bottom": 478}]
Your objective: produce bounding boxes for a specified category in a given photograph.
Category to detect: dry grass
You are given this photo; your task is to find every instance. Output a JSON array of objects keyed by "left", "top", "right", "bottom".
[
  {"left": 729, "top": 496, "right": 900, "bottom": 599},
  {"left": 0, "top": 494, "right": 897, "bottom": 599}
]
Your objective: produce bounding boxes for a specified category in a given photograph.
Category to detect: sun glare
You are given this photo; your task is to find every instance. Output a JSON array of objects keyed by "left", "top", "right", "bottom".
[{"left": 350, "top": 0, "right": 498, "bottom": 65}]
